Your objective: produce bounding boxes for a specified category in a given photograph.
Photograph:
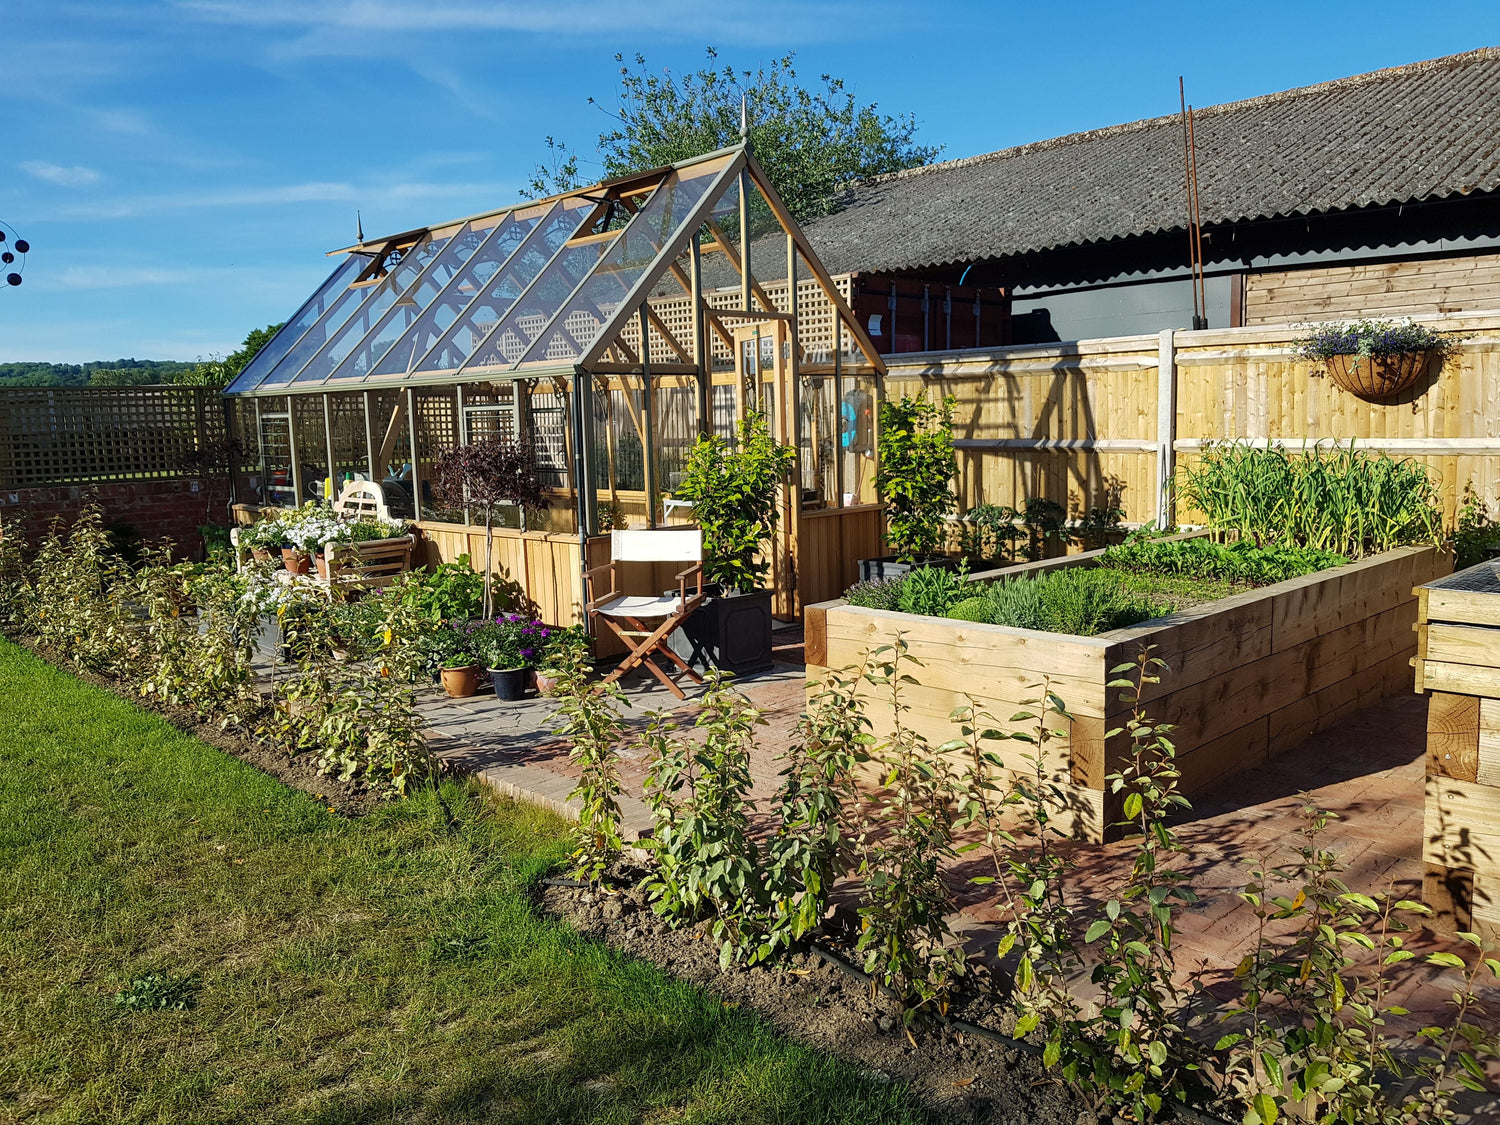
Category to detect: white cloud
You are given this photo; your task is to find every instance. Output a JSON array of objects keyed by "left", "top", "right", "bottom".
[
  {"left": 47, "top": 265, "right": 206, "bottom": 290},
  {"left": 58, "top": 178, "right": 512, "bottom": 219},
  {"left": 20, "top": 161, "right": 102, "bottom": 187}
]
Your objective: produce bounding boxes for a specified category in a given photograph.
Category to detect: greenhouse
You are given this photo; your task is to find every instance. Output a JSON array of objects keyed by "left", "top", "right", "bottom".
[{"left": 223, "top": 144, "right": 888, "bottom": 621}]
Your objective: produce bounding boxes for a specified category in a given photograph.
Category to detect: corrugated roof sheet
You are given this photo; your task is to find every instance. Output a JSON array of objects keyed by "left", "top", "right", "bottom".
[{"left": 804, "top": 47, "right": 1500, "bottom": 275}]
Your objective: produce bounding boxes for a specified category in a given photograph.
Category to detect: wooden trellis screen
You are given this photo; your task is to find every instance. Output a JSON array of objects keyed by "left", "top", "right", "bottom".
[{"left": 0, "top": 385, "right": 225, "bottom": 489}]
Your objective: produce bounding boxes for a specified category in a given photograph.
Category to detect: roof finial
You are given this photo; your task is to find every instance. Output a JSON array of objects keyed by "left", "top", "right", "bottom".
[
  {"left": 739, "top": 93, "right": 749, "bottom": 143},
  {"left": 356, "top": 209, "right": 364, "bottom": 242}
]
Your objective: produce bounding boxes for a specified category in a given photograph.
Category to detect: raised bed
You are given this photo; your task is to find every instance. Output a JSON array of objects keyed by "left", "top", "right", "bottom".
[{"left": 806, "top": 541, "right": 1451, "bottom": 841}]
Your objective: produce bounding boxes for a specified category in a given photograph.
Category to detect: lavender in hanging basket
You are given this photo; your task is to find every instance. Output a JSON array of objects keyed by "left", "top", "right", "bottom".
[{"left": 1294, "top": 317, "right": 1451, "bottom": 372}]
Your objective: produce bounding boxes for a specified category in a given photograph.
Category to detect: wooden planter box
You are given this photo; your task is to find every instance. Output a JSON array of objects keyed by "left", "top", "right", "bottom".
[
  {"left": 1413, "top": 563, "right": 1500, "bottom": 939},
  {"left": 806, "top": 542, "right": 1450, "bottom": 841}
]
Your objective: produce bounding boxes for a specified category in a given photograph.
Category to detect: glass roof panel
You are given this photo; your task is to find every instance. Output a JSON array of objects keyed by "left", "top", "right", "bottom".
[
  {"left": 368, "top": 207, "right": 543, "bottom": 378},
  {"left": 225, "top": 253, "right": 370, "bottom": 394},
  {"left": 248, "top": 254, "right": 389, "bottom": 389},
  {"left": 322, "top": 222, "right": 483, "bottom": 384},
  {"left": 514, "top": 155, "right": 733, "bottom": 370},
  {"left": 413, "top": 198, "right": 590, "bottom": 375},
  {"left": 291, "top": 232, "right": 450, "bottom": 384}
]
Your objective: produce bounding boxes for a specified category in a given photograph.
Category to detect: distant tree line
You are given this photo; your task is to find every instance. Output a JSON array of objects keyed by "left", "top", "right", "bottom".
[{"left": 1, "top": 324, "right": 283, "bottom": 390}]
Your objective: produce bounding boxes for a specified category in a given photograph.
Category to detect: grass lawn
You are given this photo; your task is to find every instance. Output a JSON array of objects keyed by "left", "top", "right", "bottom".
[{"left": 0, "top": 639, "right": 923, "bottom": 1125}]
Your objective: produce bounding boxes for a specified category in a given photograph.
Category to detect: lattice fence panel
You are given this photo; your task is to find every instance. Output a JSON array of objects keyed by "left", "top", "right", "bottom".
[{"left": 0, "top": 386, "right": 224, "bottom": 489}]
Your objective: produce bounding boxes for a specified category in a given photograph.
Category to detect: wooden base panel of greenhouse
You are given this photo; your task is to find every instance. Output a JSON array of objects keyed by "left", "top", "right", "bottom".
[
  {"left": 806, "top": 543, "right": 1450, "bottom": 842},
  {"left": 1414, "top": 564, "right": 1500, "bottom": 941}
]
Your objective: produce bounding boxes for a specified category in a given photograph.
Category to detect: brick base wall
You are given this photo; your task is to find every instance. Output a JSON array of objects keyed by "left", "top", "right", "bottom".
[{"left": 0, "top": 479, "right": 235, "bottom": 560}]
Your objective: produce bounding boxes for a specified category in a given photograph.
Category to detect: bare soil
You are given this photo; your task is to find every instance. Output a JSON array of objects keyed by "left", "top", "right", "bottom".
[{"left": 539, "top": 875, "right": 1123, "bottom": 1125}]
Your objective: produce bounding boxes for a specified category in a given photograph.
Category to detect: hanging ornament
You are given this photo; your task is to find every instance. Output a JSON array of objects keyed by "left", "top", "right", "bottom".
[{"left": 0, "top": 219, "right": 31, "bottom": 287}]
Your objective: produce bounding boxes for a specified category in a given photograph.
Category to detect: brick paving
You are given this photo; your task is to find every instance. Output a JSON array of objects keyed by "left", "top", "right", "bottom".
[{"left": 420, "top": 637, "right": 1500, "bottom": 1054}]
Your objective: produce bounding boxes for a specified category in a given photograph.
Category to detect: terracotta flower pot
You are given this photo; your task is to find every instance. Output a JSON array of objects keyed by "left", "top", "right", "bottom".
[
  {"left": 250, "top": 546, "right": 277, "bottom": 566},
  {"left": 1325, "top": 350, "right": 1430, "bottom": 400},
  {"left": 440, "top": 664, "right": 482, "bottom": 698},
  {"left": 281, "top": 547, "right": 312, "bottom": 575},
  {"left": 532, "top": 669, "right": 561, "bottom": 696},
  {"left": 315, "top": 553, "right": 330, "bottom": 581}
]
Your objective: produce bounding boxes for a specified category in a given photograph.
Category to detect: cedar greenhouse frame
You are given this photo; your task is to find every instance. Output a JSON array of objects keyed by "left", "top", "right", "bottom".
[{"left": 222, "top": 145, "right": 889, "bottom": 630}]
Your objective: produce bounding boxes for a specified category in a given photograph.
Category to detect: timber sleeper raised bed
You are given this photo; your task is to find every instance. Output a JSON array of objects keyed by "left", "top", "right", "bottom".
[{"left": 806, "top": 541, "right": 1451, "bottom": 841}]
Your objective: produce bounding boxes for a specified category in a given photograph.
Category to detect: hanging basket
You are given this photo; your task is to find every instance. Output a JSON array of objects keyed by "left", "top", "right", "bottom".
[{"left": 1324, "top": 350, "right": 1430, "bottom": 401}]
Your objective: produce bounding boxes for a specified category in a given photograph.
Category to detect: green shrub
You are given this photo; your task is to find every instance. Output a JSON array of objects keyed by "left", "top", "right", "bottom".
[
  {"left": 895, "top": 565, "right": 969, "bottom": 618},
  {"left": 985, "top": 576, "right": 1048, "bottom": 631},
  {"left": 841, "top": 576, "right": 904, "bottom": 611},
  {"left": 945, "top": 596, "right": 994, "bottom": 623},
  {"left": 876, "top": 393, "right": 957, "bottom": 561}
]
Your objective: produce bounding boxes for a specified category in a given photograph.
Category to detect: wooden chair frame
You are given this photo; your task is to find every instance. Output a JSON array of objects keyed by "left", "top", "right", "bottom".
[{"left": 585, "top": 548, "right": 707, "bottom": 700}]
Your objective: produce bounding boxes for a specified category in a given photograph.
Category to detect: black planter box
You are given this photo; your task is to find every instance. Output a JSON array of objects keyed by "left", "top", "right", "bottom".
[
  {"left": 858, "top": 554, "right": 968, "bottom": 582},
  {"left": 668, "top": 587, "right": 774, "bottom": 676}
]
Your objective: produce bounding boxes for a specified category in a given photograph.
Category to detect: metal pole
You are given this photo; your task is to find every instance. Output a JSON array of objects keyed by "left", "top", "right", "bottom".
[
  {"left": 321, "top": 393, "right": 335, "bottom": 502},
  {"left": 286, "top": 396, "right": 303, "bottom": 508},
  {"left": 406, "top": 386, "right": 422, "bottom": 522}
]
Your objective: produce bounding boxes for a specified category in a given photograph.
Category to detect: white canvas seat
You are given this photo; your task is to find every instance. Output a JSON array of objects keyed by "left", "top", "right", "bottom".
[{"left": 585, "top": 529, "right": 706, "bottom": 699}]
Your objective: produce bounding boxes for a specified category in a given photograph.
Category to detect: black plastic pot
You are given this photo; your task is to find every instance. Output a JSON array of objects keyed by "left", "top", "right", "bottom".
[
  {"left": 857, "top": 555, "right": 966, "bottom": 582},
  {"left": 488, "top": 666, "right": 528, "bottom": 701},
  {"left": 668, "top": 586, "right": 774, "bottom": 676}
]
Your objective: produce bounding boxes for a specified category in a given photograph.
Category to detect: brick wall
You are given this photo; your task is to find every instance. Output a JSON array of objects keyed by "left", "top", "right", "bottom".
[{"left": 0, "top": 479, "right": 234, "bottom": 560}]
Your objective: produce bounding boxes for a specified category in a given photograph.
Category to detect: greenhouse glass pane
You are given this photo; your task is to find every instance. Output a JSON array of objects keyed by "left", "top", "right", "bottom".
[
  {"left": 463, "top": 238, "right": 612, "bottom": 371},
  {"left": 225, "top": 253, "right": 369, "bottom": 394},
  {"left": 253, "top": 256, "right": 390, "bottom": 389},
  {"left": 322, "top": 222, "right": 477, "bottom": 384},
  {"left": 369, "top": 207, "right": 543, "bottom": 378},
  {"left": 415, "top": 198, "right": 589, "bottom": 375},
  {"left": 515, "top": 155, "right": 733, "bottom": 369},
  {"left": 292, "top": 232, "right": 450, "bottom": 384}
]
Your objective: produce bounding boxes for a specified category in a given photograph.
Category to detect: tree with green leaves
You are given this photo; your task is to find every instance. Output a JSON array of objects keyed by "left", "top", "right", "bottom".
[
  {"left": 527, "top": 49, "right": 939, "bottom": 221},
  {"left": 177, "top": 322, "right": 284, "bottom": 388}
]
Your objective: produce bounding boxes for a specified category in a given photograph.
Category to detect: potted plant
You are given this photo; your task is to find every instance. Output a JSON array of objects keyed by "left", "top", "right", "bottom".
[
  {"left": 535, "top": 625, "right": 588, "bottom": 695},
  {"left": 439, "top": 651, "right": 482, "bottom": 698},
  {"left": 1295, "top": 317, "right": 1453, "bottom": 400},
  {"left": 470, "top": 614, "right": 550, "bottom": 701},
  {"left": 863, "top": 393, "right": 959, "bottom": 580},
  {"left": 433, "top": 437, "right": 546, "bottom": 619},
  {"left": 242, "top": 518, "right": 286, "bottom": 566},
  {"left": 667, "top": 412, "right": 795, "bottom": 676}
]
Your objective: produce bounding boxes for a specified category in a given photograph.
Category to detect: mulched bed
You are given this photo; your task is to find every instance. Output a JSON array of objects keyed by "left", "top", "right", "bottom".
[{"left": 538, "top": 874, "right": 1120, "bottom": 1125}]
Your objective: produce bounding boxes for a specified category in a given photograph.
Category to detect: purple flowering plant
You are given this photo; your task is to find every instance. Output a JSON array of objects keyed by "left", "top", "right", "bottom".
[
  {"left": 466, "top": 612, "right": 556, "bottom": 670},
  {"left": 1295, "top": 317, "right": 1454, "bottom": 370}
]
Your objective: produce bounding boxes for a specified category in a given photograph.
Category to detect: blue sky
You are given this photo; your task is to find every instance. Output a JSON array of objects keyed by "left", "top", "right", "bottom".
[{"left": 3, "top": 0, "right": 1498, "bottom": 363}]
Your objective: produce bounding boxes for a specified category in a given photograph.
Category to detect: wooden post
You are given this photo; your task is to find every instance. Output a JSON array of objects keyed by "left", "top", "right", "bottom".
[
  {"left": 455, "top": 383, "right": 470, "bottom": 525},
  {"left": 575, "top": 369, "right": 598, "bottom": 539},
  {"left": 362, "top": 390, "right": 376, "bottom": 481},
  {"left": 1156, "top": 328, "right": 1177, "bottom": 530},
  {"left": 738, "top": 169, "right": 752, "bottom": 320},
  {"left": 640, "top": 307, "right": 658, "bottom": 528}
]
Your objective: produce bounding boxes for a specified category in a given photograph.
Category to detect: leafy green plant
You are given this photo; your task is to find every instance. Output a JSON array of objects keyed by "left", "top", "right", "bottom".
[
  {"left": 1218, "top": 799, "right": 1500, "bottom": 1125},
  {"left": 981, "top": 569, "right": 1171, "bottom": 636},
  {"left": 641, "top": 673, "right": 768, "bottom": 966},
  {"left": 1100, "top": 536, "right": 1347, "bottom": 585},
  {"left": 984, "top": 575, "right": 1049, "bottom": 631},
  {"left": 403, "top": 555, "right": 485, "bottom": 624},
  {"left": 0, "top": 513, "right": 32, "bottom": 634},
  {"left": 1071, "top": 504, "right": 1125, "bottom": 552},
  {"left": 959, "top": 502, "right": 1026, "bottom": 562},
  {"left": 1451, "top": 481, "right": 1500, "bottom": 570},
  {"left": 877, "top": 393, "right": 957, "bottom": 562},
  {"left": 853, "top": 637, "right": 965, "bottom": 1029},
  {"left": 672, "top": 412, "right": 795, "bottom": 593},
  {"left": 1179, "top": 442, "right": 1443, "bottom": 557},
  {"left": 1080, "top": 650, "right": 1198, "bottom": 1119},
  {"left": 31, "top": 503, "right": 132, "bottom": 674},
  {"left": 550, "top": 640, "right": 628, "bottom": 885},
  {"left": 1021, "top": 497, "right": 1067, "bottom": 562},
  {"left": 945, "top": 596, "right": 993, "bottom": 623},
  {"left": 895, "top": 563, "right": 969, "bottom": 617},
  {"left": 114, "top": 973, "right": 198, "bottom": 1012},
  {"left": 761, "top": 660, "right": 869, "bottom": 960}
]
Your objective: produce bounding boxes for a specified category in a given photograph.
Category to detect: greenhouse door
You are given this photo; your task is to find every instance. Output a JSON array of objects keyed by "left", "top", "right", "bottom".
[{"left": 733, "top": 320, "right": 798, "bottom": 620}]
